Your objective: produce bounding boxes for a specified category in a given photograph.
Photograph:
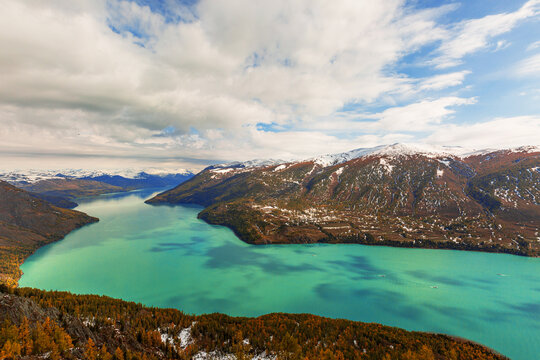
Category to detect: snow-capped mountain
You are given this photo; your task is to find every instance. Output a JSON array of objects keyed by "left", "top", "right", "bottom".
[
  {"left": 207, "top": 159, "right": 286, "bottom": 170},
  {"left": 148, "top": 143, "right": 540, "bottom": 256},
  {"left": 0, "top": 168, "right": 195, "bottom": 209},
  {"left": 208, "top": 143, "right": 540, "bottom": 170},
  {"left": 308, "top": 143, "right": 472, "bottom": 167},
  {"left": 0, "top": 168, "right": 193, "bottom": 185}
]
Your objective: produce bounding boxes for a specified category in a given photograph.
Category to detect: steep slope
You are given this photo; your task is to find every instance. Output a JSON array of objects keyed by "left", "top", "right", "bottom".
[
  {"left": 0, "top": 181, "right": 98, "bottom": 286},
  {"left": 18, "top": 178, "right": 124, "bottom": 203},
  {"left": 147, "top": 144, "right": 540, "bottom": 256},
  {"left": 25, "top": 192, "right": 79, "bottom": 209},
  {"left": 0, "top": 287, "right": 507, "bottom": 360}
]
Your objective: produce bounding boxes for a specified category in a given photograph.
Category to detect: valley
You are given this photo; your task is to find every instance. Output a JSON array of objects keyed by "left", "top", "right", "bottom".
[
  {"left": 0, "top": 169, "right": 193, "bottom": 287},
  {"left": 17, "top": 188, "right": 540, "bottom": 360},
  {"left": 3, "top": 1, "right": 539, "bottom": 359},
  {"left": 0, "top": 169, "right": 193, "bottom": 209},
  {"left": 1, "top": 144, "right": 539, "bottom": 359}
]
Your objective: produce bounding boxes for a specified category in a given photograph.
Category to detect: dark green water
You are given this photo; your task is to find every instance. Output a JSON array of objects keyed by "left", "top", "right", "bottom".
[{"left": 19, "top": 189, "right": 540, "bottom": 360}]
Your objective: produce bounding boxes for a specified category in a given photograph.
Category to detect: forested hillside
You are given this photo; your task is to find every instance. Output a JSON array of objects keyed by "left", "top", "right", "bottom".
[
  {"left": 0, "top": 287, "right": 507, "bottom": 360},
  {"left": 0, "top": 181, "right": 98, "bottom": 286}
]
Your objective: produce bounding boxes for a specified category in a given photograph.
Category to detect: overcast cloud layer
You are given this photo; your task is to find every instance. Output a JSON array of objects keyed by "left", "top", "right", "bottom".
[{"left": 0, "top": 0, "right": 539, "bottom": 171}]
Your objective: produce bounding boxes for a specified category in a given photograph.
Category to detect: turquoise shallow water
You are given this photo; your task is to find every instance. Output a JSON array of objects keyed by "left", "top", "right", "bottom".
[{"left": 19, "top": 189, "right": 540, "bottom": 360}]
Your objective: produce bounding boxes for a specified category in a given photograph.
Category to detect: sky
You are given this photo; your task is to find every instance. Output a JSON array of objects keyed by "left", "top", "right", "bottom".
[{"left": 0, "top": 0, "right": 539, "bottom": 171}]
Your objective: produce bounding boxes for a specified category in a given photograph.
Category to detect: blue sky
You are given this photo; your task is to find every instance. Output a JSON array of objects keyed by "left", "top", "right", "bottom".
[
  {"left": 405, "top": 0, "right": 540, "bottom": 121},
  {"left": 0, "top": 0, "right": 538, "bottom": 170}
]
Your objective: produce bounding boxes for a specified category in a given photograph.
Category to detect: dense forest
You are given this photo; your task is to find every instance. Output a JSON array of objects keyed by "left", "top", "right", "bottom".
[{"left": 0, "top": 286, "right": 507, "bottom": 360}]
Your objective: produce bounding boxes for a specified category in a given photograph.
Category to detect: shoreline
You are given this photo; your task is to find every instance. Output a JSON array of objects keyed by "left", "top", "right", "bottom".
[
  {"left": 147, "top": 200, "right": 539, "bottom": 257},
  {"left": 11, "top": 195, "right": 532, "bottom": 354},
  {"left": 1, "top": 217, "right": 99, "bottom": 287}
]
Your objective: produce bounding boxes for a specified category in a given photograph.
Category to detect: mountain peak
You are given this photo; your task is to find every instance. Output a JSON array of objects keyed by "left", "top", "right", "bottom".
[
  {"left": 207, "top": 158, "right": 285, "bottom": 171},
  {"left": 309, "top": 143, "right": 466, "bottom": 167},
  {"left": 308, "top": 143, "right": 540, "bottom": 167}
]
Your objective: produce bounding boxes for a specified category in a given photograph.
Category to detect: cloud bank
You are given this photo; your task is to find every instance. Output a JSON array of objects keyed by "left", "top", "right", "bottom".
[{"left": 0, "top": 0, "right": 538, "bottom": 170}]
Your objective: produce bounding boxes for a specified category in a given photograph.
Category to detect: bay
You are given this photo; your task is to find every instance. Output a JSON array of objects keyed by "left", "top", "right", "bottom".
[{"left": 19, "top": 188, "right": 540, "bottom": 360}]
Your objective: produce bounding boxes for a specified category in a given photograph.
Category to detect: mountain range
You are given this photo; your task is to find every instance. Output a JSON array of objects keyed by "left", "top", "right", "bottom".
[
  {"left": 0, "top": 169, "right": 194, "bottom": 208},
  {"left": 147, "top": 143, "right": 540, "bottom": 256}
]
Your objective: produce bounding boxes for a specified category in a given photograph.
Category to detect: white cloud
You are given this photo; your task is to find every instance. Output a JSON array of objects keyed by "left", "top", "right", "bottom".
[
  {"left": 515, "top": 54, "right": 540, "bottom": 76},
  {"left": 291, "top": 96, "right": 477, "bottom": 138},
  {"left": 418, "top": 71, "right": 471, "bottom": 91},
  {"left": 424, "top": 116, "right": 540, "bottom": 148},
  {"left": 0, "top": 0, "right": 456, "bottom": 161},
  {"left": 527, "top": 40, "right": 540, "bottom": 50},
  {"left": 0, "top": 0, "right": 537, "bottom": 169},
  {"left": 366, "top": 97, "right": 477, "bottom": 132},
  {"left": 493, "top": 40, "right": 511, "bottom": 52},
  {"left": 432, "top": 0, "right": 540, "bottom": 68}
]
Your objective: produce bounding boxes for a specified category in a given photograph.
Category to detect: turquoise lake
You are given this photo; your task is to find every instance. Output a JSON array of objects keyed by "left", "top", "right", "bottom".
[{"left": 19, "top": 188, "right": 540, "bottom": 360}]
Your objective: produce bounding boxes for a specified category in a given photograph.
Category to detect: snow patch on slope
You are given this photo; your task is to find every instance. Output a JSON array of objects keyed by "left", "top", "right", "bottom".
[
  {"left": 192, "top": 351, "right": 276, "bottom": 360},
  {"left": 179, "top": 323, "right": 195, "bottom": 349},
  {"left": 437, "top": 159, "right": 452, "bottom": 167},
  {"left": 379, "top": 159, "right": 394, "bottom": 173},
  {"left": 334, "top": 167, "right": 345, "bottom": 176},
  {"left": 211, "top": 168, "right": 235, "bottom": 174}
]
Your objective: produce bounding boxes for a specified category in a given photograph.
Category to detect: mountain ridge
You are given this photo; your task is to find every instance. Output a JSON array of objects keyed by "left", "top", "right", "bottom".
[
  {"left": 208, "top": 143, "right": 540, "bottom": 170},
  {"left": 147, "top": 143, "right": 540, "bottom": 256}
]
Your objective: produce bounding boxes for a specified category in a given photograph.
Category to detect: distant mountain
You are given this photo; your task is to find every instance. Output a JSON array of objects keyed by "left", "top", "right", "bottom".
[
  {"left": 0, "top": 169, "right": 194, "bottom": 208},
  {"left": 207, "top": 158, "right": 285, "bottom": 170},
  {"left": 0, "top": 181, "right": 98, "bottom": 286},
  {"left": 0, "top": 168, "right": 194, "bottom": 188},
  {"left": 18, "top": 179, "right": 124, "bottom": 206},
  {"left": 147, "top": 144, "right": 540, "bottom": 256},
  {"left": 80, "top": 171, "right": 193, "bottom": 189}
]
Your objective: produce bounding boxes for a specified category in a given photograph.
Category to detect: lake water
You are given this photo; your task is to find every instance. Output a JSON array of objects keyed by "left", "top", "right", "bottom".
[{"left": 19, "top": 188, "right": 540, "bottom": 360}]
